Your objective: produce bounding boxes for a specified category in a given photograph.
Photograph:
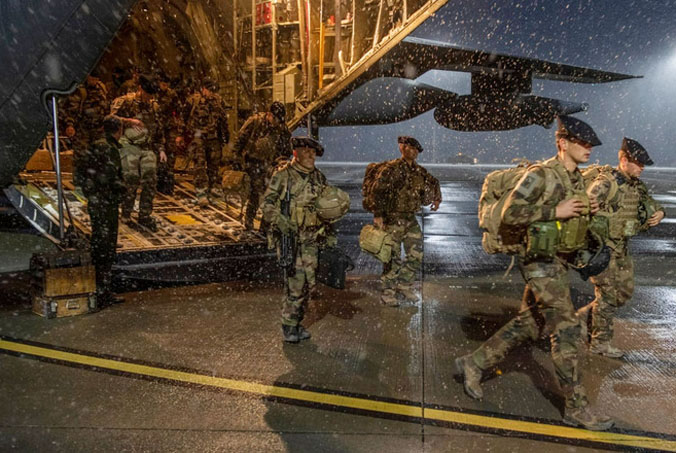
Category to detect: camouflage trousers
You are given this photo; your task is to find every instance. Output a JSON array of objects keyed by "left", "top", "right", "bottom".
[
  {"left": 282, "top": 241, "right": 318, "bottom": 326},
  {"left": 471, "top": 259, "right": 588, "bottom": 409},
  {"left": 244, "top": 159, "right": 268, "bottom": 229},
  {"left": 119, "top": 146, "right": 157, "bottom": 219},
  {"left": 189, "top": 137, "right": 222, "bottom": 198},
  {"left": 157, "top": 131, "right": 180, "bottom": 195},
  {"left": 588, "top": 249, "right": 634, "bottom": 344},
  {"left": 381, "top": 214, "right": 423, "bottom": 296},
  {"left": 87, "top": 197, "right": 119, "bottom": 300}
]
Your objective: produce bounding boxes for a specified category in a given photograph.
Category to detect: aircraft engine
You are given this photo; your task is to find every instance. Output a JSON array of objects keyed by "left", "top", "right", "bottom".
[{"left": 433, "top": 95, "right": 588, "bottom": 131}]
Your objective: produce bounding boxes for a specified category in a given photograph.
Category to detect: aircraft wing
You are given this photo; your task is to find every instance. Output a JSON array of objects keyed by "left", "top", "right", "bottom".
[{"left": 310, "top": 36, "right": 640, "bottom": 126}]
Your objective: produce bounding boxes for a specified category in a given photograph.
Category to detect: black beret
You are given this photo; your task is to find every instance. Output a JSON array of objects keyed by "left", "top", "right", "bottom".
[
  {"left": 556, "top": 115, "right": 601, "bottom": 147},
  {"left": 621, "top": 137, "right": 654, "bottom": 166},
  {"left": 398, "top": 136, "right": 423, "bottom": 152},
  {"left": 292, "top": 136, "right": 324, "bottom": 156},
  {"left": 138, "top": 74, "right": 158, "bottom": 95},
  {"left": 270, "top": 101, "right": 286, "bottom": 122},
  {"left": 102, "top": 115, "right": 122, "bottom": 134}
]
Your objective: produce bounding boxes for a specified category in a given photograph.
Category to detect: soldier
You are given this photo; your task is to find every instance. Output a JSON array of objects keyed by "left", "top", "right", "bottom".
[
  {"left": 185, "top": 78, "right": 230, "bottom": 206},
  {"left": 156, "top": 72, "right": 184, "bottom": 195},
  {"left": 261, "top": 137, "right": 335, "bottom": 343},
  {"left": 455, "top": 116, "right": 614, "bottom": 431},
  {"left": 579, "top": 138, "right": 666, "bottom": 358},
  {"left": 371, "top": 136, "right": 441, "bottom": 306},
  {"left": 110, "top": 74, "right": 167, "bottom": 232},
  {"left": 234, "top": 102, "right": 292, "bottom": 230},
  {"left": 59, "top": 69, "right": 109, "bottom": 187},
  {"left": 83, "top": 115, "right": 126, "bottom": 308}
]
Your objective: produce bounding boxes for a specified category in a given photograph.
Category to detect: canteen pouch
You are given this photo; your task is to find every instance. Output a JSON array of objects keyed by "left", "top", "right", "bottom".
[{"left": 526, "top": 221, "right": 559, "bottom": 260}]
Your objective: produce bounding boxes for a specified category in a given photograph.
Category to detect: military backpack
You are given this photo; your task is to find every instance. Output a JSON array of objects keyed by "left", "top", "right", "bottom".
[
  {"left": 361, "top": 160, "right": 395, "bottom": 212},
  {"left": 478, "top": 160, "right": 532, "bottom": 255}
]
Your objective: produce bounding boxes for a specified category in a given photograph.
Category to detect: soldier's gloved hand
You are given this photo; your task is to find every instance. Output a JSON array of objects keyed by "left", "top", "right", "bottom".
[
  {"left": 430, "top": 199, "right": 441, "bottom": 211},
  {"left": 275, "top": 214, "right": 293, "bottom": 234},
  {"left": 325, "top": 235, "right": 338, "bottom": 248},
  {"left": 373, "top": 217, "right": 384, "bottom": 229}
]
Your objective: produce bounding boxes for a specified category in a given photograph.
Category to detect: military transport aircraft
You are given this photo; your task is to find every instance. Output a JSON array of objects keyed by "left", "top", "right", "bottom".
[{"left": 0, "top": 0, "right": 638, "bottom": 281}]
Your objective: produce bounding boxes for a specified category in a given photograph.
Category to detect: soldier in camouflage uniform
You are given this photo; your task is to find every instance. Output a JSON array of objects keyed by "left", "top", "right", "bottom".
[
  {"left": 261, "top": 137, "right": 335, "bottom": 343},
  {"left": 455, "top": 116, "right": 614, "bottom": 431},
  {"left": 59, "top": 70, "right": 109, "bottom": 187},
  {"left": 156, "top": 73, "right": 185, "bottom": 195},
  {"left": 234, "top": 102, "right": 292, "bottom": 230},
  {"left": 185, "top": 78, "right": 230, "bottom": 206},
  {"left": 110, "top": 75, "right": 167, "bottom": 231},
  {"left": 371, "top": 136, "right": 441, "bottom": 306},
  {"left": 83, "top": 116, "right": 126, "bottom": 308},
  {"left": 579, "top": 138, "right": 665, "bottom": 358}
]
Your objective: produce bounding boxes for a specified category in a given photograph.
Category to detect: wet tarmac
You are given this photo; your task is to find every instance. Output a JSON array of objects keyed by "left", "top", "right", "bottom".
[{"left": 1, "top": 163, "right": 675, "bottom": 452}]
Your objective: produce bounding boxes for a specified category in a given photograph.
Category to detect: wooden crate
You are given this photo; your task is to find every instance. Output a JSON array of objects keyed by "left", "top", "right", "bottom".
[{"left": 30, "top": 250, "right": 96, "bottom": 318}]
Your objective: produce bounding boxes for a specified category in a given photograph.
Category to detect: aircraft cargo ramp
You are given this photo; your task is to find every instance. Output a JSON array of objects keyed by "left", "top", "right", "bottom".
[{"left": 4, "top": 170, "right": 273, "bottom": 282}]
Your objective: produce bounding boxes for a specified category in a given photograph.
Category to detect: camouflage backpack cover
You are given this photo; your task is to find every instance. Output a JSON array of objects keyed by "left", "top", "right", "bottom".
[
  {"left": 361, "top": 160, "right": 395, "bottom": 212},
  {"left": 478, "top": 161, "right": 532, "bottom": 255}
]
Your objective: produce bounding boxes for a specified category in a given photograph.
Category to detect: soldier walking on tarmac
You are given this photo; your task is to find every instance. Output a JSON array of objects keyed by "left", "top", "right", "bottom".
[
  {"left": 455, "top": 116, "right": 614, "bottom": 431},
  {"left": 110, "top": 74, "right": 167, "bottom": 232},
  {"left": 185, "top": 78, "right": 230, "bottom": 206},
  {"left": 261, "top": 137, "right": 336, "bottom": 343},
  {"left": 59, "top": 68, "right": 109, "bottom": 189},
  {"left": 234, "top": 102, "right": 292, "bottom": 230},
  {"left": 83, "top": 116, "right": 126, "bottom": 308},
  {"left": 578, "top": 138, "right": 665, "bottom": 358},
  {"left": 369, "top": 136, "right": 441, "bottom": 307}
]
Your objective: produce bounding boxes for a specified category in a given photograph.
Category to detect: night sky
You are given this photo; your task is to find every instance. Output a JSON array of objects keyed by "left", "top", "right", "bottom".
[{"left": 319, "top": 0, "right": 676, "bottom": 166}]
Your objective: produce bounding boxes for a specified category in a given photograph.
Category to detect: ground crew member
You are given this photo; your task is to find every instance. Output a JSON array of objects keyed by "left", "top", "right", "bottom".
[
  {"left": 59, "top": 69, "right": 109, "bottom": 187},
  {"left": 579, "top": 138, "right": 665, "bottom": 358},
  {"left": 83, "top": 115, "right": 126, "bottom": 308},
  {"left": 156, "top": 72, "right": 184, "bottom": 195},
  {"left": 261, "top": 137, "right": 335, "bottom": 343},
  {"left": 185, "top": 78, "right": 229, "bottom": 206},
  {"left": 371, "top": 136, "right": 441, "bottom": 306},
  {"left": 234, "top": 102, "right": 292, "bottom": 230},
  {"left": 455, "top": 116, "right": 614, "bottom": 431},
  {"left": 110, "top": 74, "right": 166, "bottom": 231}
]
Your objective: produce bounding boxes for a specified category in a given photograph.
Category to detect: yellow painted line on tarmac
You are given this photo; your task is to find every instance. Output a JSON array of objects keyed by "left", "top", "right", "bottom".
[{"left": 1, "top": 338, "right": 675, "bottom": 452}]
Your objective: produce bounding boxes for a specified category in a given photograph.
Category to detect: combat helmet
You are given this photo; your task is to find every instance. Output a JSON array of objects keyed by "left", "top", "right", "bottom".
[{"left": 315, "top": 185, "right": 350, "bottom": 223}]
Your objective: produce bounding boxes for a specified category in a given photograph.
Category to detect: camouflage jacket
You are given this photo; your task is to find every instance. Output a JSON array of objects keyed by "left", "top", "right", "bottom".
[
  {"left": 502, "top": 156, "right": 585, "bottom": 227},
  {"left": 59, "top": 80, "right": 109, "bottom": 133},
  {"left": 82, "top": 135, "right": 125, "bottom": 202},
  {"left": 371, "top": 158, "right": 441, "bottom": 218},
  {"left": 233, "top": 113, "right": 291, "bottom": 163},
  {"left": 156, "top": 87, "right": 184, "bottom": 137},
  {"left": 588, "top": 167, "right": 665, "bottom": 249},
  {"left": 185, "top": 92, "right": 229, "bottom": 142},
  {"left": 110, "top": 92, "right": 165, "bottom": 154},
  {"left": 262, "top": 161, "right": 335, "bottom": 244}
]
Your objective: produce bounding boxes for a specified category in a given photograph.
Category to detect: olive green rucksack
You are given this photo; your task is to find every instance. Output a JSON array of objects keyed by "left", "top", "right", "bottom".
[{"left": 478, "top": 161, "right": 533, "bottom": 255}]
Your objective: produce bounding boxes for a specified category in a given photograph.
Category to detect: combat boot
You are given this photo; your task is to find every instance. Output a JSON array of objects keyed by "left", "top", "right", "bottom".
[
  {"left": 563, "top": 406, "right": 614, "bottom": 431},
  {"left": 210, "top": 187, "right": 224, "bottom": 199},
  {"left": 197, "top": 196, "right": 210, "bottom": 208},
  {"left": 455, "top": 354, "right": 483, "bottom": 399},
  {"left": 297, "top": 325, "right": 312, "bottom": 341},
  {"left": 396, "top": 285, "right": 419, "bottom": 302},
  {"left": 137, "top": 215, "right": 159, "bottom": 232},
  {"left": 380, "top": 290, "right": 399, "bottom": 307},
  {"left": 282, "top": 325, "right": 300, "bottom": 343},
  {"left": 589, "top": 341, "right": 624, "bottom": 358}
]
